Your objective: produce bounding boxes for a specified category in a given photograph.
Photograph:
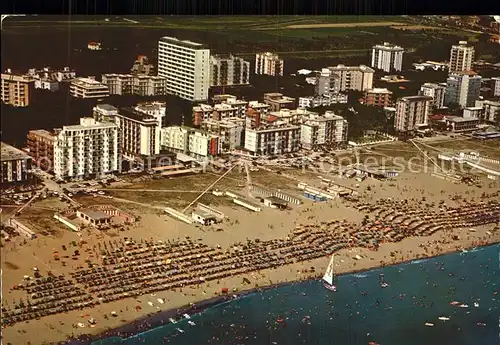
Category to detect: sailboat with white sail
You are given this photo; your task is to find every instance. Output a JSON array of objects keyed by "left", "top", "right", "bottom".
[{"left": 322, "top": 254, "right": 337, "bottom": 291}]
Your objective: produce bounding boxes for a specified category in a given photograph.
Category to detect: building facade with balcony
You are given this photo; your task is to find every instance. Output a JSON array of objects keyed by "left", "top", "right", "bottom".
[
  {"left": 26, "top": 130, "right": 56, "bottom": 172},
  {"left": 371, "top": 42, "right": 405, "bottom": 72},
  {"left": 255, "top": 52, "right": 284, "bottom": 76},
  {"left": 210, "top": 55, "right": 250, "bottom": 86},
  {"left": 101, "top": 74, "right": 167, "bottom": 96},
  {"left": 444, "top": 71, "right": 481, "bottom": 108},
  {"left": 449, "top": 41, "right": 475, "bottom": 72},
  {"left": 200, "top": 118, "right": 244, "bottom": 151},
  {"left": 70, "top": 77, "right": 109, "bottom": 99},
  {"left": 1, "top": 72, "right": 34, "bottom": 107},
  {"left": 157, "top": 36, "right": 210, "bottom": 101},
  {"left": 419, "top": 83, "right": 446, "bottom": 109},
  {"left": 364, "top": 88, "right": 393, "bottom": 107},
  {"left": 394, "top": 96, "right": 433, "bottom": 135},
  {"left": 263, "top": 93, "right": 295, "bottom": 111},
  {"left": 300, "top": 111, "right": 348, "bottom": 149},
  {"left": 53, "top": 118, "right": 119, "bottom": 179},
  {"left": 328, "top": 65, "right": 374, "bottom": 92},
  {"left": 1, "top": 142, "right": 33, "bottom": 184},
  {"left": 244, "top": 124, "right": 301, "bottom": 156}
]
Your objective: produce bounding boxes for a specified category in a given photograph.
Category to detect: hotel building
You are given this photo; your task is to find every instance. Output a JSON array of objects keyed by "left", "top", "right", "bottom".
[
  {"left": 444, "top": 71, "right": 481, "bottom": 108},
  {"left": 371, "top": 42, "right": 405, "bottom": 73},
  {"left": 26, "top": 130, "right": 56, "bottom": 172},
  {"left": 1, "top": 72, "right": 34, "bottom": 107},
  {"left": 449, "top": 41, "right": 475, "bottom": 72},
  {"left": 328, "top": 65, "right": 374, "bottom": 92},
  {"left": 53, "top": 118, "right": 119, "bottom": 179},
  {"left": 300, "top": 111, "right": 348, "bottom": 149},
  {"left": 161, "top": 126, "right": 221, "bottom": 158},
  {"left": 363, "top": 88, "right": 393, "bottom": 107},
  {"left": 157, "top": 36, "right": 210, "bottom": 101},
  {"left": 255, "top": 52, "right": 284, "bottom": 76},
  {"left": 419, "top": 83, "right": 446, "bottom": 109},
  {"left": 244, "top": 124, "right": 301, "bottom": 156},
  {"left": 1, "top": 142, "right": 33, "bottom": 184},
  {"left": 93, "top": 102, "right": 165, "bottom": 159},
  {"left": 394, "top": 96, "right": 433, "bottom": 134},
  {"left": 210, "top": 55, "right": 250, "bottom": 86},
  {"left": 101, "top": 74, "right": 167, "bottom": 96},
  {"left": 70, "top": 77, "right": 109, "bottom": 99}
]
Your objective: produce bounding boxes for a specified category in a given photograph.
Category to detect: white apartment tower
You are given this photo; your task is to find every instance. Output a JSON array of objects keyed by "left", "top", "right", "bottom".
[
  {"left": 419, "top": 83, "right": 446, "bottom": 109},
  {"left": 53, "top": 118, "right": 119, "bottom": 179},
  {"left": 255, "top": 52, "right": 284, "bottom": 76},
  {"left": 371, "top": 42, "right": 405, "bottom": 73},
  {"left": 449, "top": 41, "right": 475, "bottom": 72},
  {"left": 157, "top": 36, "right": 210, "bottom": 101},
  {"left": 244, "top": 125, "right": 301, "bottom": 156},
  {"left": 394, "top": 96, "right": 433, "bottom": 134}
]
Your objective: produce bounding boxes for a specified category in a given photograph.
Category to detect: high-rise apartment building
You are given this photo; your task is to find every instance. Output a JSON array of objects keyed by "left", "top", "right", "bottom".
[
  {"left": 255, "top": 52, "right": 284, "bottom": 76},
  {"left": 419, "top": 83, "right": 446, "bottom": 109},
  {"left": 53, "top": 118, "right": 119, "bottom": 179},
  {"left": 1, "top": 72, "right": 34, "bottom": 107},
  {"left": 449, "top": 41, "right": 475, "bottom": 72},
  {"left": 210, "top": 55, "right": 250, "bottom": 87},
  {"left": 245, "top": 125, "right": 301, "bottom": 156},
  {"left": 328, "top": 65, "right": 374, "bottom": 92},
  {"left": 491, "top": 77, "right": 500, "bottom": 97},
  {"left": 444, "top": 71, "right": 481, "bottom": 108},
  {"left": 157, "top": 36, "right": 210, "bottom": 101},
  {"left": 371, "top": 42, "right": 405, "bottom": 73},
  {"left": 394, "top": 96, "right": 433, "bottom": 134},
  {"left": 363, "top": 88, "right": 393, "bottom": 107},
  {"left": 300, "top": 111, "right": 348, "bottom": 149}
]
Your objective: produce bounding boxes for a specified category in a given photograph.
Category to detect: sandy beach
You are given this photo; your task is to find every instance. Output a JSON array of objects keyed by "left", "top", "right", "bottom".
[{"left": 1, "top": 168, "right": 499, "bottom": 345}]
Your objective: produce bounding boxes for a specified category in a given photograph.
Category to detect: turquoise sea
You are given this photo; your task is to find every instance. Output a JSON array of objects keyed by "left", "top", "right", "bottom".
[{"left": 92, "top": 244, "right": 499, "bottom": 345}]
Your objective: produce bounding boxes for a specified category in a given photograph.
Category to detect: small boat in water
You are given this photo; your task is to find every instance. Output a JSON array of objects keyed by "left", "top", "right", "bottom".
[
  {"left": 476, "top": 322, "right": 486, "bottom": 327},
  {"left": 322, "top": 254, "right": 337, "bottom": 291},
  {"left": 450, "top": 301, "right": 460, "bottom": 305},
  {"left": 438, "top": 316, "right": 450, "bottom": 321},
  {"left": 157, "top": 298, "right": 164, "bottom": 304},
  {"left": 169, "top": 318, "right": 177, "bottom": 324},
  {"left": 147, "top": 302, "right": 154, "bottom": 307},
  {"left": 183, "top": 313, "right": 191, "bottom": 319},
  {"left": 188, "top": 320, "right": 196, "bottom": 326},
  {"left": 424, "top": 322, "right": 434, "bottom": 327},
  {"left": 474, "top": 302, "right": 479, "bottom": 308},
  {"left": 176, "top": 328, "right": 185, "bottom": 333},
  {"left": 379, "top": 273, "right": 389, "bottom": 288},
  {"left": 459, "top": 304, "right": 468, "bottom": 308}
]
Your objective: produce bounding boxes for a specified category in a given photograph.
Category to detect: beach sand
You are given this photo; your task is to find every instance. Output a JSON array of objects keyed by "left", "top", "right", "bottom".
[{"left": 1, "top": 169, "right": 499, "bottom": 345}]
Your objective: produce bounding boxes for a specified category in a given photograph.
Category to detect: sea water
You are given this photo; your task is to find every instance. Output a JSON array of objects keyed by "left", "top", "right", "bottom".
[{"left": 93, "top": 244, "right": 499, "bottom": 345}]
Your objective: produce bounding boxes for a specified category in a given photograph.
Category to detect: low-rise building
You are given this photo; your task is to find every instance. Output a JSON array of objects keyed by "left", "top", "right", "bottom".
[
  {"left": 255, "top": 52, "right": 283, "bottom": 76},
  {"left": 53, "top": 118, "right": 120, "bottom": 180},
  {"left": 443, "top": 116, "right": 480, "bottom": 132},
  {"left": 298, "top": 93, "right": 348, "bottom": 108},
  {"left": 264, "top": 93, "right": 295, "bottom": 111},
  {"left": 244, "top": 123, "right": 301, "bottom": 156},
  {"left": 1, "top": 142, "right": 33, "bottom": 184},
  {"left": 26, "top": 130, "right": 56, "bottom": 172},
  {"left": 212, "top": 94, "right": 247, "bottom": 117},
  {"left": 300, "top": 111, "right": 348, "bottom": 149},
  {"left": 70, "top": 77, "right": 109, "bottom": 99},
  {"left": 1, "top": 72, "right": 34, "bottom": 107},
  {"left": 363, "top": 88, "right": 393, "bottom": 107},
  {"left": 247, "top": 100, "right": 270, "bottom": 113}
]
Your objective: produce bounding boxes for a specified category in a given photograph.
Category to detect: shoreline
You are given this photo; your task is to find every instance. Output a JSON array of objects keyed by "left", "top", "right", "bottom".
[{"left": 59, "top": 240, "right": 499, "bottom": 345}]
